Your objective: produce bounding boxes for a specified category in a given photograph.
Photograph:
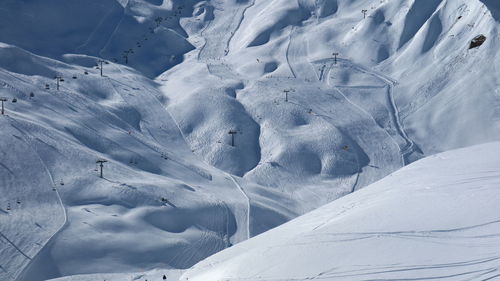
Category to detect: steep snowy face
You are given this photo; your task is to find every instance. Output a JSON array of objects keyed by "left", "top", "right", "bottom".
[
  {"left": 479, "top": 0, "right": 500, "bottom": 21},
  {"left": 0, "top": 0, "right": 196, "bottom": 78},
  {"left": 181, "top": 141, "right": 500, "bottom": 281}
]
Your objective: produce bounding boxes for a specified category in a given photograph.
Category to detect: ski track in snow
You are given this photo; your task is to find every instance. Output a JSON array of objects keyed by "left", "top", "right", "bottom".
[
  {"left": 167, "top": 103, "right": 252, "bottom": 243},
  {"left": 322, "top": 57, "right": 417, "bottom": 167},
  {"left": 333, "top": 59, "right": 417, "bottom": 164},
  {"left": 6, "top": 117, "right": 68, "bottom": 281},
  {"left": 2, "top": 0, "right": 500, "bottom": 280},
  {"left": 98, "top": 12, "right": 126, "bottom": 58},
  {"left": 228, "top": 174, "right": 251, "bottom": 240},
  {"left": 174, "top": 0, "right": 256, "bottom": 242},
  {"left": 225, "top": 0, "right": 256, "bottom": 56},
  {"left": 0, "top": 232, "right": 32, "bottom": 261},
  {"left": 0, "top": 75, "right": 70, "bottom": 279},
  {"left": 286, "top": 27, "right": 298, "bottom": 79},
  {"left": 331, "top": 86, "right": 403, "bottom": 164},
  {"left": 285, "top": 22, "right": 402, "bottom": 191},
  {"left": 181, "top": 142, "right": 500, "bottom": 281},
  {"left": 159, "top": 72, "right": 252, "bottom": 244},
  {"left": 1, "top": 64, "right": 251, "bottom": 276},
  {"left": 284, "top": 2, "right": 417, "bottom": 170},
  {"left": 108, "top": 66, "right": 245, "bottom": 249}
]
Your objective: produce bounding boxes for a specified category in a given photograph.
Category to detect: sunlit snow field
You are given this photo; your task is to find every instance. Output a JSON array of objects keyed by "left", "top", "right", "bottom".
[{"left": 1, "top": 0, "right": 499, "bottom": 280}]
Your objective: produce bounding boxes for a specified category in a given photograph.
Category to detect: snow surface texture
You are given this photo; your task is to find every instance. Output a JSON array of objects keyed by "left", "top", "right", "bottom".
[
  {"left": 47, "top": 269, "right": 184, "bottom": 281},
  {"left": 0, "top": 0, "right": 499, "bottom": 280},
  {"left": 182, "top": 142, "right": 500, "bottom": 281}
]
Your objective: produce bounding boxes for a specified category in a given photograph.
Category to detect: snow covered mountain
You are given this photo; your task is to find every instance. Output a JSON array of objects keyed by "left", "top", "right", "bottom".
[
  {"left": 181, "top": 141, "right": 500, "bottom": 281},
  {"left": 0, "top": 0, "right": 499, "bottom": 280}
]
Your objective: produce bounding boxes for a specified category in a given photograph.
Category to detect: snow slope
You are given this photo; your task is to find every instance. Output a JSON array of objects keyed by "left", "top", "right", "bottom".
[
  {"left": 182, "top": 141, "right": 500, "bottom": 281},
  {"left": 0, "top": 44, "right": 290, "bottom": 281},
  {"left": 159, "top": 0, "right": 500, "bottom": 214},
  {"left": 0, "top": 0, "right": 195, "bottom": 78},
  {"left": 47, "top": 269, "right": 184, "bottom": 281},
  {"left": 0, "top": 0, "right": 499, "bottom": 280}
]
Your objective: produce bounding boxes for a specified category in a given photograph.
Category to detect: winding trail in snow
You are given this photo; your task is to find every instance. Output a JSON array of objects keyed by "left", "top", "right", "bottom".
[
  {"left": 166, "top": 106, "right": 252, "bottom": 242},
  {"left": 285, "top": 28, "right": 401, "bottom": 191},
  {"left": 225, "top": 0, "right": 256, "bottom": 56},
  {"left": 283, "top": 0, "right": 416, "bottom": 170},
  {"left": 375, "top": 75, "right": 416, "bottom": 165},
  {"left": 327, "top": 58, "right": 418, "bottom": 165},
  {"left": 227, "top": 174, "right": 251, "bottom": 240},
  {"left": 106, "top": 66, "right": 241, "bottom": 250},
  {"left": 7, "top": 117, "right": 68, "bottom": 281},
  {"left": 188, "top": 0, "right": 256, "bottom": 241},
  {"left": 0, "top": 72, "right": 71, "bottom": 279},
  {"left": 286, "top": 27, "right": 298, "bottom": 79},
  {"left": 164, "top": 95, "right": 252, "bottom": 242}
]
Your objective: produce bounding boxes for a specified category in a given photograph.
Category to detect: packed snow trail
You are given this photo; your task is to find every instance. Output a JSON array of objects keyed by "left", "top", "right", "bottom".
[
  {"left": 167, "top": 0, "right": 255, "bottom": 241},
  {"left": 165, "top": 94, "right": 252, "bottom": 244},
  {"left": 228, "top": 175, "right": 251, "bottom": 240},
  {"left": 283, "top": 0, "right": 418, "bottom": 172},
  {"left": 317, "top": 56, "right": 418, "bottom": 168},
  {"left": 110, "top": 64, "right": 254, "bottom": 245},
  {"left": 199, "top": 0, "right": 256, "bottom": 61},
  {"left": 287, "top": 27, "right": 320, "bottom": 82},
  {"left": 327, "top": 58, "right": 419, "bottom": 164},
  {"left": 287, "top": 89, "right": 401, "bottom": 190},
  {"left": 0, "top": 115, "right": 67, "bottom": 281},
  {"left": 10, "top": 117, "right": 68, "bottom": 281},
  {"left": 0, "top": 56, "right": 262, "bottom": 278},
  {"left": 198, "top": 0, "right": 255, "bottom": 83},
  {"left": 284, "top": 24, "right": 403, "bottom": 190}
]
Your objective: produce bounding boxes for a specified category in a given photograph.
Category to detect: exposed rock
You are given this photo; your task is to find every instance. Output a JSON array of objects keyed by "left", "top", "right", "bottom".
[{"left": 469, "top": 34, "right": 487, "bottom": 49}]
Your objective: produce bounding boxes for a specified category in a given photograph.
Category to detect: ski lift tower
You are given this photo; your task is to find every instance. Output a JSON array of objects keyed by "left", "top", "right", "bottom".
[
  {"left": 97, "top": 60, "right": 107, "bottom": 77},
  {"left": 332, "top": 52, "right": 339, "bottom": 64},
  {"left": 55, "top": 75, "right": 64, "bottom": 91},
  {"left": 284, "top": 89, "right": 291, "bottom": 102},
  {"left": 123, "top": 49, "right": 134, "bottom": 64},
  {"left": 96, "top": 159, "right": 108, "bottom": 178},
  {"left": 284, "top": 89, "right": 295, "bottom": 102},
  {"left": 0, "top": 97, "right": 7, "bottom": 115},
  {"left": 362, "top": 9, "right": 368, "bottom": 19},
  {"left": 228, "top": 130, "right": 238, "bottom": 147}
]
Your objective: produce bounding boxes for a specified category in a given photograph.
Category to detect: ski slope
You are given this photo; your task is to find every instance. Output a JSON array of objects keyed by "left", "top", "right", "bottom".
[
  {"left": 182, "top": 141, "right": 500, "bottom": 281},
  {"left": 48, "top": 269, "right": 184, "bottom": 281},
  {"left": 0, "top": 45, "right": 290, "bottom": 280},
  {"left": 0, "top": 0, "right": 499, "bottom": 280}
]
